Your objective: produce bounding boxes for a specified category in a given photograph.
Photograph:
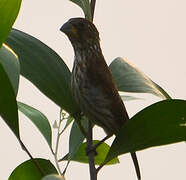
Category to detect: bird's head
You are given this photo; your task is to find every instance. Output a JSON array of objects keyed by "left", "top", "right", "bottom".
[{"left": 60, "top": 18, "right": 100, "bottom": 47}]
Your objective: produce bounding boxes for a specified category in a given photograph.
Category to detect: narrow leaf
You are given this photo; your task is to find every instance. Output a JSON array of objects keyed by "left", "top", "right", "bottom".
[
  {"left": 69, "top": 0, "right": 92, "bottom": 20},
  {"left": 5, "top": 29, "right": 78, "bottom": 115},
  {"left": 0, "top": 44, "right": 20, "bottom": 95},
  {"left": 109, "top": 57, "right": 171, "bottom": 99},
  {"left": 61, "top": 140, "right": 119, "bottom": 165},
  {"left": 0, "top": 0, "right": 22, "bottom": 47},
  {"left": 106, "top": 99, "right": 186, "bottom": 163},
  {"left": 68, "top": 117, "right": 88, "bottom": 160},
  {"left": 121, "top": 95, "right": 142, "bottom": 101},
  {"left": 8, "top": 158, "right": 57, "bottom": 180},
  {"left": 18, "top": 102, "right": 52, "bottom": 146},
  {"left": 0, "top": 62, "right": 19, "bottom": 137}
]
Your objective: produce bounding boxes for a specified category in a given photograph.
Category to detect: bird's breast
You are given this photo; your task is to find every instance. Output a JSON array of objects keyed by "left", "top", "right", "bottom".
[{"left": 71, "top": 59, "right": 120, "bottom": 135}]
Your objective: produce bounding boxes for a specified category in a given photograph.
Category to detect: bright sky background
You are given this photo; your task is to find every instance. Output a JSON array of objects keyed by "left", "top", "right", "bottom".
[{"left": 1, "top": 0, "right": 186, "bottom": 179}]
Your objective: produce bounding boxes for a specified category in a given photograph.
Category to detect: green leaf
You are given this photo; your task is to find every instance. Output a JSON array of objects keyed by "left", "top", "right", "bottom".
[
  {"left": 0, "top": 62, "right": 19, "bottom": 137},
  {"left": 8, "top": 158, "right": 58, "bottom": 180},
  {"left": 42, "top": 174, "right": 65, "bottom": 180},
  {"left": 105, "top": 99, "right": 186, "bottom": 163},
  {"left": 61, "top": 140, "right": 119, "bottom": 165},
  {"left": 109, "top": 57, "right": 171, "bottom": 99},
  {"left": 69, "top": 0, "right": 92, "bottom": 20},
  {"left": 0, "top": 44, "right": 20, "bottom": 95},
  {"left": 18, "top": 102, "right": 52, "bottom": 146},
  {"left": 0, "top": 0, "right": 22, "bottom": 47},
  {"left": 121, "top": 95, "right": 142, "bottom": 101},
  {"left": 68, "top": 117, "right": 88, "bottom": 160},
  {"left": 5, "top": 29, "right": 78, "bottom": 115}
]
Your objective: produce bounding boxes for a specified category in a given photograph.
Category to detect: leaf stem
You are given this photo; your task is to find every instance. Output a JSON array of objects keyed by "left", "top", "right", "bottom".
[{"left": 90, "top": 0, "right": 96, "bottom": 21}]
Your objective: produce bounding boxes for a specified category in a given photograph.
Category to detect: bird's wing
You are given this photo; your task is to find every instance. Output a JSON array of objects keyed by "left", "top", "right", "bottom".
[{"left": 83, "top": 56, "right": 129, "bottom": 133}]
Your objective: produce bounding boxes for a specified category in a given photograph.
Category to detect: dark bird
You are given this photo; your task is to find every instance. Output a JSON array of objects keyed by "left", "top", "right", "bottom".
[{"left": 60, "top": 17, "right": 141, "bottom": 180}]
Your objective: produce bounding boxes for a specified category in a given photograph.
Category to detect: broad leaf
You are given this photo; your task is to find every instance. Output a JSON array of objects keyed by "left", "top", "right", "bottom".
[
  {"left": 69, "top": 0, "right": 92, "bottom": 20},
  {"left": 42, "top": 174, "right": 65, "bottom": 180},
  {"left": 9, "top": 158, "right": 57, "bottom": 180},
  {"left": 105, "top": 99, "right": 186, "bottom": 163},
  {"left": 0, "top": 44, "right": 20, "bottom": 95},
  {"left": 0, "top": 0, "right": 22, "bottom": 47},
  {"left": 0, "top": 62, "right": 19, "bottom": 137},
  {"left": 60, "top": 140, "right": 119, "bottom": 165},
  {"left": 6, "top": 29, "right": 78, "bottom": 115},
  {"left": 109, "top": 57, "right": 171, "bottom": 99},
  {"left": 18, "top": 102, "right": 52, "bottom": 146}
]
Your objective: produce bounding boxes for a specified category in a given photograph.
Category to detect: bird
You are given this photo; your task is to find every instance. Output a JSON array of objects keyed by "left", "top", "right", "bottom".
[{"left": 60, "top": 17, "right": 141, "bottom": 179}]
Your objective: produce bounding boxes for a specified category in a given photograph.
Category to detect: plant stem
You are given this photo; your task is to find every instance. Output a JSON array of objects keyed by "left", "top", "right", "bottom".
[
  {"left": 87, "top": 1, "right": 97, "bottom": 179},
  {"left": 87, "top": 121, "right": 97, "bottom": 180},
  {"left": 130, "top": 152, "right": 141, "bottom": 180},
  {"left": 54, "top": 114, "right": 63, "bottom": 176},
  {"left": 96, "top": 162, "right": 105, "bottom": 173},
  {"left": 90, "top": 0, "right": 96, "bottom": 21}
]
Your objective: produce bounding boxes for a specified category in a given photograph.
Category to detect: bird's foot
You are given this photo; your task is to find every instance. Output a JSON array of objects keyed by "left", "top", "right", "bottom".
[{"left": 86, "top": 145, "right": 98, "bottom": 156}]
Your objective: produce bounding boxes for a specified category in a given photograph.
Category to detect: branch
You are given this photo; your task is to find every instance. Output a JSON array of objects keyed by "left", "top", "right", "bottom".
[
  {"left": 54, "top": 117, "right": 63, "bottom": 176},
  {"left": 88, "top": 1, "right": 98, "bottom": 179},
  {"left": 87, "top": 120, "right": 97, "bottom": 180},
  {"left": 90, "top": 0, "right": 96, "bottom": 21}
]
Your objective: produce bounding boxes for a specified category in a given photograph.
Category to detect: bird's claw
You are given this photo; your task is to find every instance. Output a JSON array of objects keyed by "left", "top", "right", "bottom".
[{"left": 86, "top": 145, "right": 98, "bottom": 156}]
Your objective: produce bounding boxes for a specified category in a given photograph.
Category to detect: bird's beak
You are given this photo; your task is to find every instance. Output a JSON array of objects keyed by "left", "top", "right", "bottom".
[{"left": 60, "top": 21, "right": 78, "bottom": 37}]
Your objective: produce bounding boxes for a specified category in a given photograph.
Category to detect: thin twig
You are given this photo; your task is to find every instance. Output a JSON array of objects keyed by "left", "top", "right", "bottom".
[
  {"left": 131, "top": 152, "right": 141, "bottom": 180},
  {"left": 93, "top": 135, "right": 110, "bottom": 150},
  {"left": 54, "top": 126, "right": 63, "bottom": 176},
  {"left": 54, "top": 111, "right": 64, "bottom": 176},
  {"left": 87, "top": 120, "right": 97, "bottom": 180},
  {"left": 62, "top": 161, "right": 70, "bottom": 175},
  {"left": 90, "top": 0, "right": 96, "bottom": 21},
  {"left": 19, "top": 139, "right": 45, "bottom": 176},
  {"left": 96, "top": 161, "right": 105, "bottom": 173}
]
